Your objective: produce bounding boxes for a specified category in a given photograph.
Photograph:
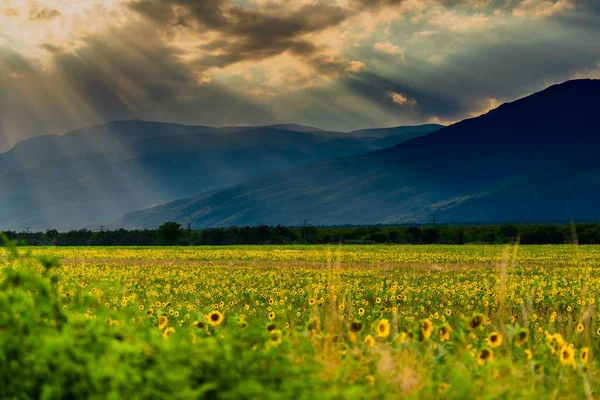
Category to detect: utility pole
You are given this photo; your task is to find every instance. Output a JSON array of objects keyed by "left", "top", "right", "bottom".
[
  {"left": 431, "top": 213, "right": 437, "bottom": 227},
  {"left": 301, "top": 219, "right": 310, "bottom": 244},
  {"left": 99, "top": 225, "right": 105, "bottom": 232},
  {"left": 187, "top": 223, "right": 192, "bottom": 246},
  {"left": 24, "top": 227, "right": 31, "bottom": 234}
]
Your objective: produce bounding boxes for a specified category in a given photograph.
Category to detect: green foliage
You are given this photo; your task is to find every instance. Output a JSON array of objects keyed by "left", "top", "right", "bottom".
[
  {"left": 8, "top": 222, "right": 600, "bottom": 246},
  {"left": 0, "top": 243, "right": 383, "bottom": 399},
  {"left": 158, "top": 222, "right": 183, "bottom": 246}
]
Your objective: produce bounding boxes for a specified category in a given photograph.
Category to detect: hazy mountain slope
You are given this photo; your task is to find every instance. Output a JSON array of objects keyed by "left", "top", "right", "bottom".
[
  {"left": 350, "top": 124, "right": 444, "bottom": 138},
  {"left": 0, "top": 120, "right": 217, "bottom": 172},
  {"left": 0, "top": 124, "right": 431, "bottom": 230},
  {"left": 118, "top": 79, "right": 600, "bottom": 228}
]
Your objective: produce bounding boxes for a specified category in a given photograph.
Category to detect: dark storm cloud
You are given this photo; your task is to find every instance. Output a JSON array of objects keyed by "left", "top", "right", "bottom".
[
  {"left": 129, "top": 0, "right": 353, "bottom": 73},
  {"left": 0, "top": 22, "right": 272, "bottom": 151},
  {"left": 2, "top": 0, "right": 600, "bottom": 148},
  {"left": 342, "top": 15, "right": 600, "bottom": 123}
]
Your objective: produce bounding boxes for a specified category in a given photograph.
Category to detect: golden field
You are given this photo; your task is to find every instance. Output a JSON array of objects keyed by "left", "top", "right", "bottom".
[{"left": 2, "top": 244, "right": 600, "bottom": 399}]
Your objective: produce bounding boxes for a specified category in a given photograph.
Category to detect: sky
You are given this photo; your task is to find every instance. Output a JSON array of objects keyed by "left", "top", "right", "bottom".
[{"left": 0, "top": 0, "right": 599, "bottom": 151}]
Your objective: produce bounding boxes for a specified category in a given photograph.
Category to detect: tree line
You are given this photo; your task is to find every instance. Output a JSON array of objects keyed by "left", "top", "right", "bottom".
[{"left": 3, "top": 222, "right": 600, "bottom": 246}]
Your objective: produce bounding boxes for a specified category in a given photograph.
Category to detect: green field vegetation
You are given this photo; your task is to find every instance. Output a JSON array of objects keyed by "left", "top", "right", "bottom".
[{"left": 2, "top": 242, "right": 600, "bottom": 398}]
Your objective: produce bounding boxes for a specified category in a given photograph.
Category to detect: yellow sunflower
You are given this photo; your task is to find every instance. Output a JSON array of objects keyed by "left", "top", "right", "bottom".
[
  {"left": 581, "top": 347, "right": 590, "bottom": 364},
  {"left": 546, "top": 332, "right": 564, "bottom": 354},
  {"left": 420, "top": 319, "right": 434, "bottom": 340},
  {"left": 163, "top": 327, "right": 175, "bottom": 338},
  {"left": 269, "top": 329, "right": 283, "bottom": 346},
  {"left": 439, "top": 324, "right": 452, "bottom": 342},
  {"left": 469, "top": 314, "right": 484, "bottom": 330},
  {"left": 350, "top": 321, "right": 363, "bottom": 333},
  {"left": 515, "top": 328, "right": 529, "bottom": 347},
  {"left": 377, "top": 319, "right": 391, "bottom": 339},
  {"left": 477, "top": 348, "right": 494, "bottom": 365},
  {"left": 487, "top": 332, "right": 503, "bottom": 348},
  {"left": 206, "top": 310, "right": 224, "bottom": 327},
  {"left": 559, "top": 345, "right": 576, "bottom": 368},
  {"left": 158, "top": 315, "right": 168, "bottom": 330}
]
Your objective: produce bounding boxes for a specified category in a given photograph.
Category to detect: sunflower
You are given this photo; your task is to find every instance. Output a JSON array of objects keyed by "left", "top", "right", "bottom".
[
  {"left": 487, "top": 332, "right": 503, "bottom": 348},
  {"left": 438, "top": 383, "right": 450, "bottom": 393},
  {"left": 377, "top": 319, "right": 391, "bottom": 339},
  {"left": 559, "top": 345, "right": 576, "bottom": 368},
  {"left": 308, "top": 298, "right": 316, "bottom": 306},
  {"left": 546, "top": 332, "right": 564, "bottom": 354},
  {"left": 206, "top": 311, "right": 224, "bottom": 327},
  {"left": 350, "top": 321, "right": 363, "bottom": 333},
  {"left": 358, "top": 308, "right": 365, "bottom": 316},
  {"left": 192, "top": 320, "right": 207, "bottom": 329},
  {"left": 420, "top": 319, "right": 434, "bottom": 340},
  {"left": 267, "top": 323, "right": 277, "bottom": 332},
  {"left": 576, "top": 323, "right": 585, "bottom": 333},
  {"left": 365, "top": 335, "right": 375, "bottom": 348},
  {"left": 270, "top": 329, "right": 283, "bottom": 346},
  {"left": 581, "top": 347, "right": 590, "bottom": 364},
  {"left": 395, "top": 332, "right": 407, "bottom": 344},
  {"left": 163, "top": 327, "right": 175, "bottom": 338},
  {"left": 515, "top": 328, "right": 529, "bottom": 346},
  {"left": 469, "top": 314, "right": 484, "bottom": 330},
  {"left": 524, "top": 349, "right": 533, "bottom": 360},
  {"left": 439, "top": 324, "right": 452, "bottom": 342},
  {"left": 268, "top": 312, "right": 275, "bottom": 320},
  {"left": 158, "top": 315, "right": 168, "bottom": 330},
  {"left": 477, "top": 348, "right": 494, "bottom": 365}
]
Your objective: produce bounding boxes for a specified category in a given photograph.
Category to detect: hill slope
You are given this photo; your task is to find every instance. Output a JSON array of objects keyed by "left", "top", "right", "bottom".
[
  {"left": 119, "top": 79, "right": 600, "bottom": 228},
  {"left": 0, "top": 120, "right": 218, "bottom": 172},
  {"left": 0, "top": 123, "right": 439, "bottom": 230}
]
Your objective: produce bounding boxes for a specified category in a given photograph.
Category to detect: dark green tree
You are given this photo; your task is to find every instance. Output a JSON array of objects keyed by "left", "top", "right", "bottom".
[{"left": 158, "top": 222, "right": 182, "bottom": 245}]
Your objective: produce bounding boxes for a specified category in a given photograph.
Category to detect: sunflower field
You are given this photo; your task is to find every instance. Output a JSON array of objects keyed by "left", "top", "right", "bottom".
[{"left": 2, "top": 242, "right": 600, "bottom": 399}]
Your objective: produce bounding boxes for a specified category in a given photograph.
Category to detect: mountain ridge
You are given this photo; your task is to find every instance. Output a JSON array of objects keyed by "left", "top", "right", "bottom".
[
  {"left": 0, "top": 122, "right": 440, "bottom": 230},
  {"left": 117, "top": 79, "right": 600, "bottom": 229}
]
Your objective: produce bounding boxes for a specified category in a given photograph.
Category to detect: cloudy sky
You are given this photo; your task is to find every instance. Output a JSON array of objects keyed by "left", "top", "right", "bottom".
[{"left": 0, "top": 0, "right": 599, "bottom": 151}]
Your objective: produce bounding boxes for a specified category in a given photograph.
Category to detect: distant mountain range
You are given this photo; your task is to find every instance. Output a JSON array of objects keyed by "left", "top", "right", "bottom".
[
  {"left": 118, "top": 79, "right": 600, "bottom": 229},
  {"left": 0, "top": 120, "right": 441, "bottom": 230}
]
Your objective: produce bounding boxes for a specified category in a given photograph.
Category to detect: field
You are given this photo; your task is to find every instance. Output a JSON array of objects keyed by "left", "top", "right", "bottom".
[{"left": 2, "top": 244, "right": 600, "bottom": 399}]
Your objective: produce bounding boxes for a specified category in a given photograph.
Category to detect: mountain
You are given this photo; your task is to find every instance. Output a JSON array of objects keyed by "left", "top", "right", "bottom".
[
  {"left": 0, "top": 122, "right": 438, "bottom": 230},
  {"left": 0, "top": 120, "right": 217, "bottom": 172},
  {"left": 118, "top": 79, "right": 600, "bottom": 228},
  {"left": 218, "top": 124, "right": 328, "bottom": 134},
  {"left": 350, "top": 124, "right": 444, "bottom": 138}
]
